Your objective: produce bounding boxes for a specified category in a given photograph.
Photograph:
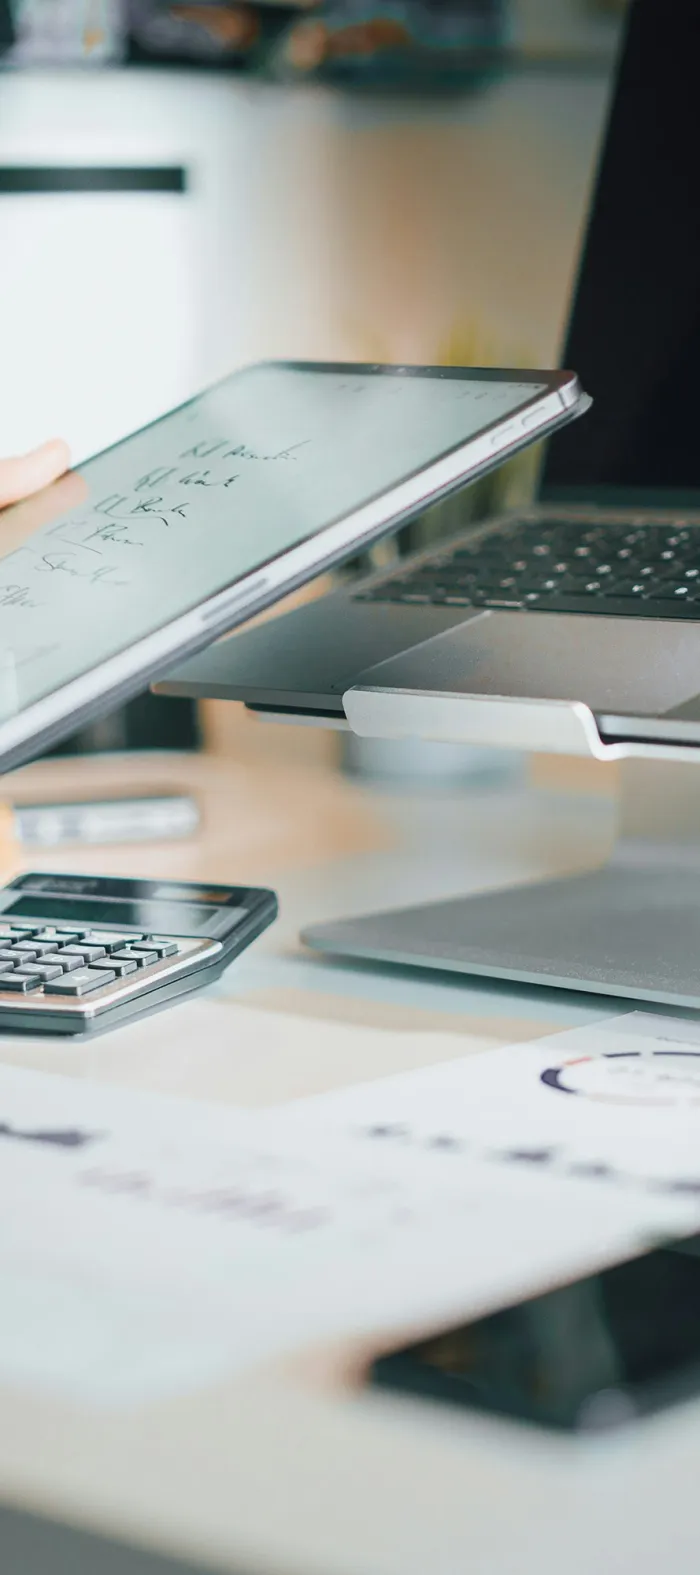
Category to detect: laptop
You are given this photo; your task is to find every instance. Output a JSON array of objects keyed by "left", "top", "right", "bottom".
[{"left": 159, "top": 0, "right": 700, "bottom": 757}]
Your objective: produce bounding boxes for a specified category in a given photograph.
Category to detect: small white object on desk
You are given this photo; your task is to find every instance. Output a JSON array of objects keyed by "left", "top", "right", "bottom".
[{"left": 14, "top": 793, "right": 200, "bottom": 848}]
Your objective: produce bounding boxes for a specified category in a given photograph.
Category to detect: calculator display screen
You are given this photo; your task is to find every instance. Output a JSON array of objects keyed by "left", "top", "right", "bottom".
[{"left": 3, "top": 894, "right": 246, "bottom": 934}]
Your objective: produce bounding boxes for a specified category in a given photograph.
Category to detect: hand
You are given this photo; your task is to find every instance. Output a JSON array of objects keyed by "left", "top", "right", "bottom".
[{"left": 0, "top": 440, "right": 70, "bottom": 510}]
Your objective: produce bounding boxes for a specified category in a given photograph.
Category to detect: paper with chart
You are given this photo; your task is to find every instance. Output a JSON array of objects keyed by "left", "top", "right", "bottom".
[
  {"left": 282, "top": 1011, "right": 700, "bottom": 1198},
  {"left": 0, "top": 366, "right": 543, "bottom": 720},
  {"left": 1, "top": 1016, "right": 700, "bottom": 1409}
]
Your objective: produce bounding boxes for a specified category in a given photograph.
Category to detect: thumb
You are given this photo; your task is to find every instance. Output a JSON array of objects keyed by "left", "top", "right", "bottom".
[{"left": 0, "top": 440, "right": 71, "bottom": 509}]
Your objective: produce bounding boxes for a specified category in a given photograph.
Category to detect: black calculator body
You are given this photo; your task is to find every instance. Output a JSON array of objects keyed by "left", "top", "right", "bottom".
[{"left": 0, "top": 873, "right": 278, "bottom": 1036}]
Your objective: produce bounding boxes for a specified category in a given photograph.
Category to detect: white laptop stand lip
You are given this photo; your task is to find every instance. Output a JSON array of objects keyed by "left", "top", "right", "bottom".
[{"left": 303, "top": 689, "right": 700, "bottom": 1012}]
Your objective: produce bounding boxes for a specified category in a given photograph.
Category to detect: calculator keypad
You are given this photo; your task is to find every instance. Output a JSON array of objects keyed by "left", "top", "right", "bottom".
[{"left": 0, "top": 922, "right": 207, "bottom": 1014}]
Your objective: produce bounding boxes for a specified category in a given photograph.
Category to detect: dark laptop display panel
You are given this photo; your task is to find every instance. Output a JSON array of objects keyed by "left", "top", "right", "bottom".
[{"left": 544, "top": 0, "right": 700, "bottom": 503}]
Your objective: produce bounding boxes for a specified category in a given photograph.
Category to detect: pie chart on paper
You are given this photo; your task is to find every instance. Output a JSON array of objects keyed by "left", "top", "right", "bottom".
[{"left": 541, "top": 1049, "right": 700, "bottom": 1108}]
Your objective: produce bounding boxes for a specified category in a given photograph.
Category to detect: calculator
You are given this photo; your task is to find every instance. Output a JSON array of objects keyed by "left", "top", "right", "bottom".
[{"left": 0, "top": 872, "right": 278, "bottom": 1036}]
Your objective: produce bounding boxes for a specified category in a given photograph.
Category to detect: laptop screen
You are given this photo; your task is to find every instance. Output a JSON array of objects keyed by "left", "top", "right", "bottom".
[{"left": 543, "top": 0, "right": 700, "bottom": 504}]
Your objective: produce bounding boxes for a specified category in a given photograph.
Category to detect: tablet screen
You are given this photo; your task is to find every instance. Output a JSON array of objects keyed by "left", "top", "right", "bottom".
[{"left": 0, "top": 363, "right": 546, "bottom": 723}]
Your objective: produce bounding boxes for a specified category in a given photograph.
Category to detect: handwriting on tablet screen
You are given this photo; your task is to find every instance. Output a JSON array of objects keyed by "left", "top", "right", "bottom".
[
  {"left": 0, "top": 367, "right": 544, "bottom": 713},
  {"left": 4, "top": 433, "right": 312, "bottom": 602},
  {"left": 37, "top": 435, "right": 311, "bottom": 594}
]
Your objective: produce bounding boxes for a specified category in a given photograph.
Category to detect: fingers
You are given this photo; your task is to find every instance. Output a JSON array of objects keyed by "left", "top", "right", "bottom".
[
  {"left": 283, "top": 14, "right": 410, "bottom": 70},
  {"left": 0, "top": 440, "right": 71, "bottom": 509},
  {"left": 171, "top": 4, "right": 260, "bottom": 49},
  {"left": 0, "top": 470, "right": 89, "bottom": 557}
]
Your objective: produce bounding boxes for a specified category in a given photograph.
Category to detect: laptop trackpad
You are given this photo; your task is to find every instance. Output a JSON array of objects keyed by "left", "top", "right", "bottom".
[{"left": 349, "top": 611, "right": 700, "bottom": 716}]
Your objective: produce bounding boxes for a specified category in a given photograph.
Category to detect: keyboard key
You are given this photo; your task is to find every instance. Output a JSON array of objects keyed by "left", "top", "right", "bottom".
[
  {"left": 92, "top": 957, "right": 139, "bottom": 978},
  {"left": 0, "top": 971, "right": 43, "bottom": 992},
  {"left": 40, "top": 952, "right": 83, "bottom": 973},
  {"left": 142, "top": 938, "right": 179, "bottom": 958},
  {"left": 112, "top": 947, "right": 157, "bottom": 968},
  {"left": 516, "top": 577, "right": 561, "bottom": 594},
  {"left": 82, "top": 931, "right": 144, "bottom": 951},
  {"left": 17, "top": 963, "right": 63, "bottom": 983},
  {"left": 44, "top": 968, "right": 116, "bottom": 996},
  {"left": 602, "top": 580, "right": 647, "bottom": 597},
  {"left": 643, "top": 600, "right": 700, "bottom": 618},
  {"left": 59, "top": 944, "right": 107, "bottom": 964},
  {"left": 537, "top": 594, "right": 700, "bottom": 619},
  {"left": 14, "top": 939, "right": 62, "bottom": 958},
  {"left": 32, "top": 927, "right": 87, "bottom": 944},
  {"left": 648, "top": 583, "right": 700, "bottom": 601},
  {"left": 547, "top": 575, "right": 601, "bottom": 595},
  {"left": 648, "top": 560, "right": 693, "bottom": 580}
]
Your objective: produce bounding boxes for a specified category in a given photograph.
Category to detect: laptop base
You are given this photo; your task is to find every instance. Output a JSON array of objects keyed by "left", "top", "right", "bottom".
[{"left": 302, "top": 761, "right": 700, "bottom": 1011}]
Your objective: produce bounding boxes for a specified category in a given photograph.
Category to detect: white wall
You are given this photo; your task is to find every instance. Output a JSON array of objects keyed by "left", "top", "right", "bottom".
[{"left": 0, "top": 34, "right": 616, "bottom": 465}]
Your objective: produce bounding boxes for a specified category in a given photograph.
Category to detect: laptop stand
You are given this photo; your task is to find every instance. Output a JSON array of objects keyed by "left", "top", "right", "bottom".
[{"left": 304, "top": 754, "right": 700, "bottom": 1012}]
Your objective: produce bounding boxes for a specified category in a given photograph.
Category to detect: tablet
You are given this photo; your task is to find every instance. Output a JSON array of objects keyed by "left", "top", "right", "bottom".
[{"left": 0, "top": 361, "right": 586, "bottom": 773}]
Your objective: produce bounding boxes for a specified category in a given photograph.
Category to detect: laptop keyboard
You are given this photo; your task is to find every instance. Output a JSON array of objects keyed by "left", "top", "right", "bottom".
[{"left": 354, "top": 516, "right": 700, "bottom": 618}]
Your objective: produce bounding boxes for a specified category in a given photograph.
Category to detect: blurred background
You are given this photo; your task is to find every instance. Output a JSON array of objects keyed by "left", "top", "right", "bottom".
[{"left": 0, "top": 0, "right": 626, "bottom": 771}]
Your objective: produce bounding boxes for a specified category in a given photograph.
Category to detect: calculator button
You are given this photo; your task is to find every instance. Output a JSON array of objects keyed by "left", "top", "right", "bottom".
[
  {"left": 82, "top": 931, "right": 144, "bottom": 951},
  {"left": 111, "top": 947, "right": 156, "bottom": 968},
  {"left": 142, "top": 938, "right": 179, "bottom": 958},
  {"left": 59, "top": 944, "right": 107, "bottom": 964},
  {"left": 7, "top": 924, "right": 41, "bottom": 936},
  {"left": 0, "top": 971, "right": 43, "bottom": 992},
  {"left": 10, "top": 943, "right": 40, "bottom": 961},
  {"left": 17, "top": 963, "right": 63, "bottom": 983},
  {"left": 40, "top": 952, "right": 83, "bottom": 973},
  {"left": 44, "top": 967, "right": 116, "bottom": 995},
  {"left": 92, "top": 957, "right": 139, "bottom": 978},
  {"left": 33, "top": 927, "right": 87, "bottom": 944},
  {"left": 14, "top": 939, "right": 59, "bottom": 958},
  {"left": 0, "top": 949, "right": 18, "bottom": 966}
]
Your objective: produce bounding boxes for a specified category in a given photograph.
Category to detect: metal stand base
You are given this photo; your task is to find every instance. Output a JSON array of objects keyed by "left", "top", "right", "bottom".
[{"left": 303, "top": 762, "right": 700, "bottom": 1010}]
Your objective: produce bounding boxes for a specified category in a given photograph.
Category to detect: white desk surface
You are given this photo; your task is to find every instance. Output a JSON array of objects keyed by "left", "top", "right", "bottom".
[{"left": 0, "top": 748, "right": 696, "bottom": 1575}]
